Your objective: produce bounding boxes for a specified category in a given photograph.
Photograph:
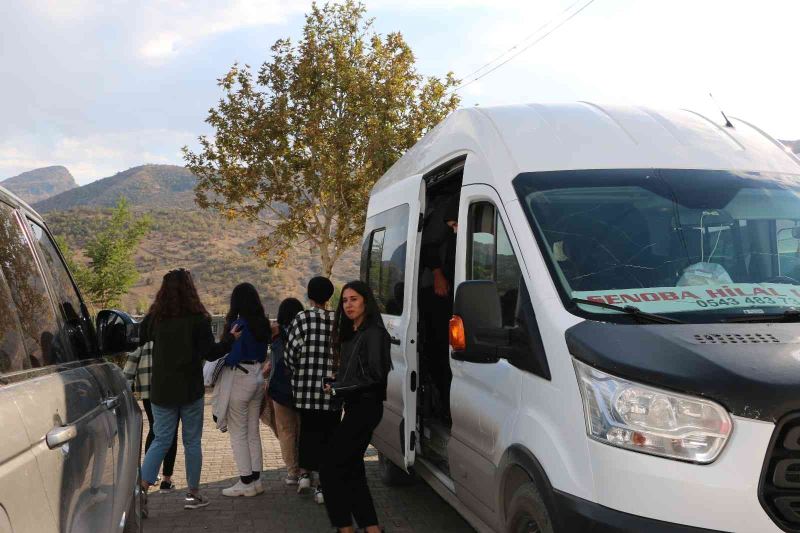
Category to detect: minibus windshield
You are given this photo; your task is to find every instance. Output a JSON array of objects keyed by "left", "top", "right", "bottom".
[{"left": 513, "top": 169, "right": 800, "bottom": 322}]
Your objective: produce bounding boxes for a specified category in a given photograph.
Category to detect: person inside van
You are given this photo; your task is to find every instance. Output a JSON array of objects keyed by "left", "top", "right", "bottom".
[
  {"left": 322, "top": 280, "right": 392, "bottom": 533},
  {"left": 139, "top": 268, "right": 215, "bottom": 511},
  {"left": 285, "top": 276, "right": 339, "bottom": 504},
  {"left": 419, "top": 194, "right": 459, "bottom": 422}
]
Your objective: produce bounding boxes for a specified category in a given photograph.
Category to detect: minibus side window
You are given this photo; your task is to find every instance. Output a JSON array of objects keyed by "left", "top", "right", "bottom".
[
  {"left": 361, "top": 204, "right": 410, "bottom": 316},
  {"left": 467, "top": 201, "right": 551, "bottom": 378},
  {"left": 367, "top": 229, "right": 386, "bottom": 302},
  {"left": 467, "top": 202, "right": 522, "bottom": 326}
]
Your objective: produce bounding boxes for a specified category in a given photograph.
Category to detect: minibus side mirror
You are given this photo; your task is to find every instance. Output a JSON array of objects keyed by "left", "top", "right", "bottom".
[
  {"left": 451, "top": 281, "right": 504, "bottom": 364},
  {"left": 96, "top": 310, "right": 140, "bottom": 355}
]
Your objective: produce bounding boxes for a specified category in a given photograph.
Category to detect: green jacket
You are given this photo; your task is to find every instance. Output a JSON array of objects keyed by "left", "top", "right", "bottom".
[{"left": 140, "top": 313, "right": 215, "bottom": 406}]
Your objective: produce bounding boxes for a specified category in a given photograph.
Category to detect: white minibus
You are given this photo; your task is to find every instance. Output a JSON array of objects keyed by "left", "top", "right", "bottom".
[{"left": 361, "top": 103, "right": 800, "bottom": 533}]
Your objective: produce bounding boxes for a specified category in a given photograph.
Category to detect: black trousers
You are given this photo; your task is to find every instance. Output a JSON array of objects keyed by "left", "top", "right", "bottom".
[
  {"left": 320, "top": 394, "right": 384, "bottom": 528},
  {"left": 420, "top": 286, "right": 453, "bottom": 417},
  {"left": 143, "top": 399, "right": 179, "bottom": 477},
  {"left": 298, "top": 408, "right": 341, "bottom": 473}
]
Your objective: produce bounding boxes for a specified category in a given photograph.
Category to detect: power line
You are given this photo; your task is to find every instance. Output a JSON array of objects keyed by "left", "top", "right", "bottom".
[
  {"left": 450, "top": 0, "right": 599, "bottom": 95},
  {"left": 459, "top": 0, "right": 585, "bottom": 82}
]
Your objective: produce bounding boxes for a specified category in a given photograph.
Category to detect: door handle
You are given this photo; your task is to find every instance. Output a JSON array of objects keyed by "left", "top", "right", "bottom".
[
  {"left": 102, "top": 396, "right": 119, "bottom": 410},
  {"left": 390, "top": 336, "right": 401, "bottom": 346},
  {"left": 46, "top": 425, "right": 77, "bottom": 449}
]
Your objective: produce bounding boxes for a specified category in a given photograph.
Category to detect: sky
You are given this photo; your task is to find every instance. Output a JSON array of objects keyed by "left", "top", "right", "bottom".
[{"left": 1, "top": 0, "right": 799, "bottom": 185}]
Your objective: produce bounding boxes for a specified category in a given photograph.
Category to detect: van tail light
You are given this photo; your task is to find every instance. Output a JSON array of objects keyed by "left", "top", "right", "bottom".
[{"left": 450, "top": 315, "right": 466, "bottom": 351}]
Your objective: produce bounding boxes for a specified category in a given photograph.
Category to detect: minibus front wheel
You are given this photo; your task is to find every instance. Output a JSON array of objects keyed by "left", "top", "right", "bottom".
[{"left": 506, "top": 482, "right": 554, "bottom": 533}]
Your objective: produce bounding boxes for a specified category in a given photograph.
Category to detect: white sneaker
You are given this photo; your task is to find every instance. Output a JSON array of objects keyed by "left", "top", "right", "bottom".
[
  {"left": 297, "top": 473, "right": 311, "bottom": 493},
  {"left": 253, "top": 479, "right": 264, "bottom": 494},
  {"left": 314, "top": 487, "right": 324, "bottom": 504},
  {"left": 222, "top": 480, "right": 258, "bottom": 497}
]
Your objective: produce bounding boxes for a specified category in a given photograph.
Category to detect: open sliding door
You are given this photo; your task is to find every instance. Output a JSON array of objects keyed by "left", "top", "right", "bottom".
[{"left": 364, "top": 174, "right": 425, "bottom": 469}]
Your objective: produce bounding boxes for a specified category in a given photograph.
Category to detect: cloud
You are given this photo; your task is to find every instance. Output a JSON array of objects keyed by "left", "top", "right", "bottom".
[
  {"left": 3, "top": 0, "right": 800, "bottom": 190},
  {"left": 0, "top": 129, "right": 195, "bottom": 185},
  {"left": 27, "top": 0, "right": 102, "bottom": 21},
  {"left": 447, "top": 0, "right": 800, "bottom": 138},
  {"left": 136, "top": 0, "right": 310, "bottom": 61}
]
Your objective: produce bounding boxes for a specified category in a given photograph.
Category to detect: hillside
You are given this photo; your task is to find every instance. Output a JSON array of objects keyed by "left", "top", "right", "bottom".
[
  {"left": 1, "top": 166, "right": 77, "bottom": 204},
  {"left": 46, "top": 207, "right": 360, "bottom": 315},
  {"left": 34, "top": 164, "right": 197, "bottom": 212}
]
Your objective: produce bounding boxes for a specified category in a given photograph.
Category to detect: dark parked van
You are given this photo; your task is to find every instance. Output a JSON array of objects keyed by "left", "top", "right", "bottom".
[{"left": 0, "top": 184, "right": 143, "bottom": 532}]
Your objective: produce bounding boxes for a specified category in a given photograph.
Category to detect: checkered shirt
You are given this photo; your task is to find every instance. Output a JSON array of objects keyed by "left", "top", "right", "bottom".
[
  {"left": 123, "top": 342, "right": 153, "bottom": 400},
  {"left": 285, "top": 307, "right": 336, "bottom": 411}
]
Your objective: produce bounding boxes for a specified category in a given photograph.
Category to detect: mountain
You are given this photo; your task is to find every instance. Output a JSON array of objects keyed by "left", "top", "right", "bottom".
[
  {"left": 1, "top": 166, "right": 77, "bottom": 204},
  {"left": 34, "top": 164, "right": 197, "bottom": 212},
  {"left": 780, "top": 140, "right": 800, "bottom": 155},
  {"left": 46, "top": 207, "right": 359, "bottom": 315}
]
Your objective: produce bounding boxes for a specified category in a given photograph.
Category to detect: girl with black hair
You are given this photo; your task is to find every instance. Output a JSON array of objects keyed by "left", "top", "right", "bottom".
[
  {"left": 267, "top": 297, "right": 304, "bottom": 484},
  {"left": 321, "top": 280, "right": 391, "bottom": 533},
  {"left": 214, "top": 282, "right": 271, "bottom": 497}
]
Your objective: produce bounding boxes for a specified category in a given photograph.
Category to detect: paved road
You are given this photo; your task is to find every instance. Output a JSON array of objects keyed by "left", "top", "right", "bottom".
[{"left": 142, "top": 396, "right": 474, "bottom": 532}]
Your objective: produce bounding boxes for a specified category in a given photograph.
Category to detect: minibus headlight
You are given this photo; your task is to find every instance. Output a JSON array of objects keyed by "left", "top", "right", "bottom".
[{"left": 573, "top": 359, "right": 732, "bottom": 464}]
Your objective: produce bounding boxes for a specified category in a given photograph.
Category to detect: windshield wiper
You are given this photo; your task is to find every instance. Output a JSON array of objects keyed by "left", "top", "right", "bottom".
[
  {"left": 723, "top": 309, "right": 800, "bottom": 323},
  {"left": 571, "top": 298, "right": 684, "bottom": 324}
]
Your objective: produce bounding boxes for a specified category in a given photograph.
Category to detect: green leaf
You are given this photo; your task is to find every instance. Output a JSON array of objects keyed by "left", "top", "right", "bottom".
[{"left": 184, "top": 0, "right": 460, "bottom": 276}]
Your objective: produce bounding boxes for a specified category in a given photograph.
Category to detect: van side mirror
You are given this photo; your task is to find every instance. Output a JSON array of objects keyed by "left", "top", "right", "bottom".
[
  {"left": 96, "top": 310, "right": 139, "bottom": 355},
  {"left": 451, "top": 281, "right": 504, "bottom": 364}
]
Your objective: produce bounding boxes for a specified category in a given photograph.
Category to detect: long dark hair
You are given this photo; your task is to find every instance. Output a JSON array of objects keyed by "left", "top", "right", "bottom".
[
  {"left": 277, "top": 297, "right": 304, "bottom": 339},
  {"left": 332, "top": 280, "right": 384, "bottom": 367},
  {"left": 224, "top": 283, "right": 270, "bottom": 342},
  {"left": 148, "top": 268, "right": 209, "bottom": 323}
]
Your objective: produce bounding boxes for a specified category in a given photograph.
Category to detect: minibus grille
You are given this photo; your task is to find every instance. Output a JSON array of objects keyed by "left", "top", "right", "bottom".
[
  {"left": 760, "top": 413, "right": 800, "bottom": 531},
  {"left": 691, "top": 332, "right": 781, "bottom": 344}
]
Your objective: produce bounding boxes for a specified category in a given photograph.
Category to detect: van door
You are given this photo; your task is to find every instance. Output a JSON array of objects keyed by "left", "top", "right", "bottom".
[
  {"left": 364, "top": 175, "right": 425, "bottom": 469},
  {"left": 0, "top": 205, "right": 116, "bottom": 532},
  {"left": 449, "top": 186, "right": 524, "bottom": 524},
  {"left": 0, "top": 262, "right": 58, "bottom": 533},
  {"left": 24, "top": 216, "right": 137, "bottom": 530}
]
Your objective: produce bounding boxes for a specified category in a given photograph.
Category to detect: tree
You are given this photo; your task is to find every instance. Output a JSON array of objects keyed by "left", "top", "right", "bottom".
[
  {"left": 183, "top": 0, "right": 460, "bottom": 276},
  {"left": 59, "top": 198, "right": 151, "bottom": 309}
]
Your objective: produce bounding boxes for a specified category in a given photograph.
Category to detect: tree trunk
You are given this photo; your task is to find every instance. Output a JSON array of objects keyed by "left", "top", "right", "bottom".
[{"left": 318, "top": 240, "right": 334, "bottom": 278}]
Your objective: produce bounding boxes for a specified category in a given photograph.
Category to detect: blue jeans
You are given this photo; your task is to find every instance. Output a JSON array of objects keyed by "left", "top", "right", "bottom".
[{"left": 141, "top": 397, "right": 204, "bottom": 489}]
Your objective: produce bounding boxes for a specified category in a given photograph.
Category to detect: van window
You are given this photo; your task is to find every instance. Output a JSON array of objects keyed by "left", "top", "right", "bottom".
[
  {"left": 361, "top": 204, "right": 410, "bottom": 316},
  {"left": 27, "top": 220, "right": 94, "bottom": 359},
  {"left": 514, "top": 168, "right": 800, "bottom": 322},
  {"left": 367, "top": 229, "right": 386, "bottom": 298},
  {"left": 467, "top": 202, "right": 523, "bottom": 326},
  {"left": 0, "top": 204, "right": 72, "bottom": 366},
  {"left": 0, "top": 270, "right": 30, "bottom": 374}
]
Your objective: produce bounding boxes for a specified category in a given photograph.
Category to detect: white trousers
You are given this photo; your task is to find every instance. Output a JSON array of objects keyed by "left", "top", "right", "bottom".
[{"left": 227, "top": 363, "right": 264, "bottom": 477}]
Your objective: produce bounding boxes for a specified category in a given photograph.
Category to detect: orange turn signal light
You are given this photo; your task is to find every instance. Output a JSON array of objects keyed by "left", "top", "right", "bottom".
[{"left": 449, "top": 315, "right": 466, "bottom": 352}]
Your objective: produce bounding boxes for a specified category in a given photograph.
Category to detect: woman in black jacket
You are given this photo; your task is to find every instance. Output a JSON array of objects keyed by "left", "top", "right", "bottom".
[
  {"left": 321, "top": 280, "right": 391, "bottom": 533},
  {"left": 139, "top": 268, "right": 215, "bottom": 511}
]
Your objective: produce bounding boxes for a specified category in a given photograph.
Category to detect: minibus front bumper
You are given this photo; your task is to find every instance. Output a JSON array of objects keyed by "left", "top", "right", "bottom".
[{"left": 553, "top": 490, "right": 726, "bottom": 532}]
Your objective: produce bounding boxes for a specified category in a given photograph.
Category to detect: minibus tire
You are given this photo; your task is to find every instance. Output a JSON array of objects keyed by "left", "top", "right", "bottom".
[
  {"left": 505, "top": 482, "right": 554, "bottom": 533},
  {"left": 378, "top": 452, "right": 414, "bottom": 485}
]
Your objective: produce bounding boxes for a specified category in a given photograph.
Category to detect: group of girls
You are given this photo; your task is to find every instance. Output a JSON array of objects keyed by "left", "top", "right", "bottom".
[{"left": 127, "top": 268, "right": 391, "bottom": 533}]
